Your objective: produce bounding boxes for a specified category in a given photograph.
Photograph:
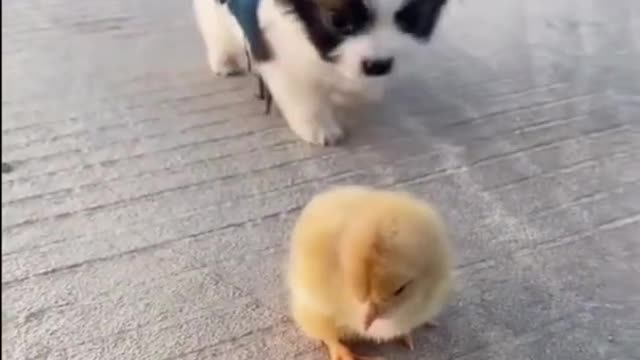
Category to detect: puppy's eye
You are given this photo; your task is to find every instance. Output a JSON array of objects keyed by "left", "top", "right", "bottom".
[
  {"left": 329, "top": 13, "right": 355, "bottom": 35},
  {"left": 394, "top": 282, "right": 410, "bottom": 296}
]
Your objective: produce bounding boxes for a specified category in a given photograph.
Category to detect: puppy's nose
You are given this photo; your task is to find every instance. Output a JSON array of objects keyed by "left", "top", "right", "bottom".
[{"left": 361, "top": 57, "right": 394, "bottom": 76}]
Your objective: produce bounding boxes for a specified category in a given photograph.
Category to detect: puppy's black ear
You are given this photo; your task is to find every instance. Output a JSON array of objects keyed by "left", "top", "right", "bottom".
[{"left": 394, "top": 0, "right": 447, "bottom": 41}]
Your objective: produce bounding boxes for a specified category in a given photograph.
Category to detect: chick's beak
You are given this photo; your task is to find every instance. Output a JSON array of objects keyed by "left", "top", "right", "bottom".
[{"left": 363, "top": 303, "right": 378, "bottom": 330}]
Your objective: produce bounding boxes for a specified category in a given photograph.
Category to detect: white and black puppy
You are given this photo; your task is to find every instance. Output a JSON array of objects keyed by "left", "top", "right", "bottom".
[{"left": 194, "top": 0, "right": 448, "bottom": 145}]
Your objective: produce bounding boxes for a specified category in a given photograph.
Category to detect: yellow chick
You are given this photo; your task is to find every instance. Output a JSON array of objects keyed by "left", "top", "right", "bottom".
[{"left": 287, "top": 186, "right": 454, "bottom": 360}]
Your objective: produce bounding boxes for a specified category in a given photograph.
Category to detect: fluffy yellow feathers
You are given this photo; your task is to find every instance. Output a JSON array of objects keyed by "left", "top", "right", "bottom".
[{"left": 287, "top": 186, "right": 453, "bottom": 360}]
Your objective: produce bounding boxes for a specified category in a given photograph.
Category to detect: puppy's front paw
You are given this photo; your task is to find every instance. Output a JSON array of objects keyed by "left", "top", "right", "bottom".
[
  {"left": 292, "top": 117, "right": 346, "bottom": 146},
  {"left": 208, "top": 55, "right": 244, "bottom": 77}
]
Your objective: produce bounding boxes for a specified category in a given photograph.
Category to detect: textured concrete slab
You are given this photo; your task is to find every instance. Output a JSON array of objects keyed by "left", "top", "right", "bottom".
[{"left": 2, "top": 0, "right": 639, "bottom": 359}]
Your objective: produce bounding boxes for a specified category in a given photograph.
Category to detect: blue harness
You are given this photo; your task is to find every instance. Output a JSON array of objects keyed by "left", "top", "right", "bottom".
[{"left": 223, "top": 0, "right": 271, "bottom": 61}]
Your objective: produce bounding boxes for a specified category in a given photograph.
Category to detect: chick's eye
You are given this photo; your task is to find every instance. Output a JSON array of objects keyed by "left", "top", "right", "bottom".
[{"left": 394, "top": 283, "right": 409, "bottom": 296}]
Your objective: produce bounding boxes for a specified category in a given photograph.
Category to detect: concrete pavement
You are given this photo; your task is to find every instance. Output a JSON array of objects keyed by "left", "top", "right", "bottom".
[{"left": 2, "top": 0, "right": 639, "bottom": 359}]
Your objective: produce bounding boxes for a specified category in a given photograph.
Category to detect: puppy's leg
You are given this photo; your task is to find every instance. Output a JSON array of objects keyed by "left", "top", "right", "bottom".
[
  {"left": 259, "top": 64, "right": 345, "bottom": 146},
  {"left": 193, "top": 0, "right": 244, "bottom": 76}
]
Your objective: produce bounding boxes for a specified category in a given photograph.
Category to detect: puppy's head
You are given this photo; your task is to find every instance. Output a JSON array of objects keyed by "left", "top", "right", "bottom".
[{"left": 284, "top": 0, "right": 448, "bottom": 79}]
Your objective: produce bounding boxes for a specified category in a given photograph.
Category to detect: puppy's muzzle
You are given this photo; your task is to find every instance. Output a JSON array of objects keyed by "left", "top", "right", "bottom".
[{"left": 361, "top": 57, "right": 394, "bottom": 77}]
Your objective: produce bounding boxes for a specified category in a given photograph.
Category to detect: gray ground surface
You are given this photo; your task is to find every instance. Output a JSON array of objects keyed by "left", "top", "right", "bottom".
[{"left": 2, "top": 0, "right": 640, "bottom": 359}]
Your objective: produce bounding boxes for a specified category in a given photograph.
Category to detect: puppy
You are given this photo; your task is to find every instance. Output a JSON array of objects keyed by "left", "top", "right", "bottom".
[{"left": 194, "top": 0, "right": 449, "bottom": 145}]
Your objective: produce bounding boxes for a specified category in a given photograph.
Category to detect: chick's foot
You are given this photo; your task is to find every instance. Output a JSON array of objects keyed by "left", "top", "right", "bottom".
[
  {"left": 398, "top": 333, "right": 414, "bottom": 351},
  {"left": 326, "top": 341, "right": 384, "bottom": 360}
]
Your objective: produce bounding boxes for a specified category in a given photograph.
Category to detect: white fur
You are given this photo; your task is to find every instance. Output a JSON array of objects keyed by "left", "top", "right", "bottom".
[
  {"left": 193, "top": 0, "right": 420, "bottom": 145},
  {"left": 193, "top": 0, "right": 246, "bottom": 75}
]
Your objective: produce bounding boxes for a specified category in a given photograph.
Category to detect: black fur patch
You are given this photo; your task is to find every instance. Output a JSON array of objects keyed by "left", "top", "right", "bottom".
[
  {"left": 249, "top": 36, "right": 273, "bottom": 61},
  {"left": 394, "top": 0, "right": 447, "bottom": 40},
  {"left": 279, "top": 0, "right": 374, "bottom": 62}
]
